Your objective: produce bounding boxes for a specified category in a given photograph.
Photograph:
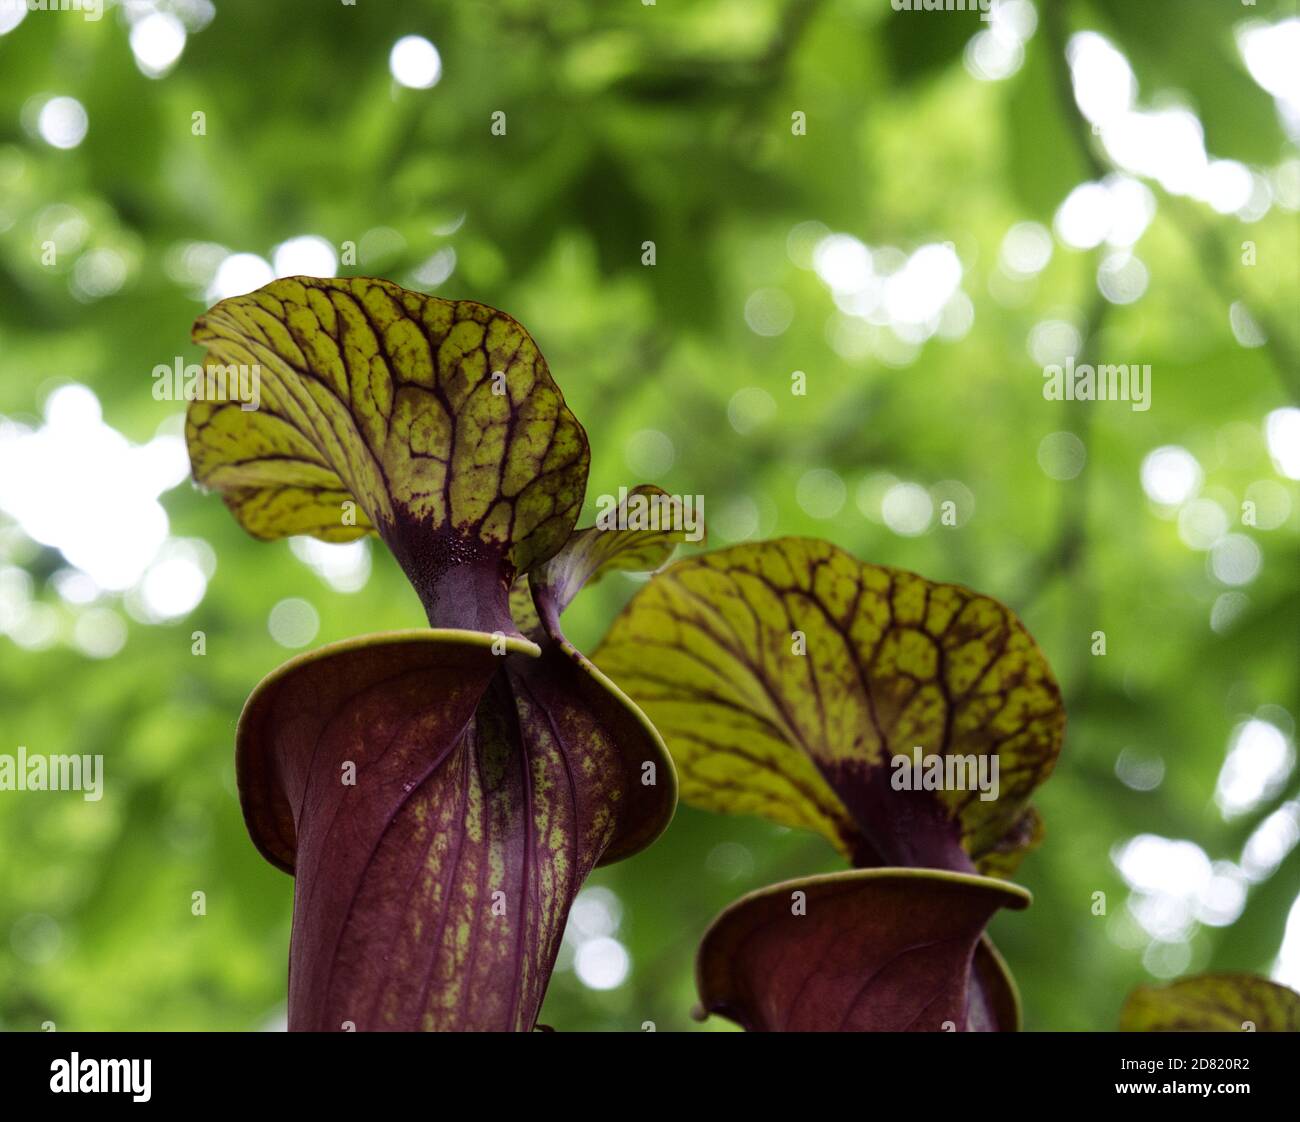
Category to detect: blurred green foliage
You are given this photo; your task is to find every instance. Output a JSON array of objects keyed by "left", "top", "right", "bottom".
[{"left": 0, "top": 0, "right": 1297, "bottom": 1032}]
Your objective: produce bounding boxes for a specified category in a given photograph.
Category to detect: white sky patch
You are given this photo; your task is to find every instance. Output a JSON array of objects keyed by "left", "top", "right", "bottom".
[
  {"left": 0, "top": 2, "right": 26, "bottom": 35},
  {"left": 1140, "top": 446, "right": 1202, "bottom": 506},
  {"left": 1115, "top": 747, "right": 1164, "bottom": 792},
  {"left": 1068, "top": 31, "right": 1137, "bottom": 126},
  {"left": 1114, "top": 834, "right": 1215, "bottom": 943},
  {"left": 289, "top": 537, "right": 371, "bottom": 593},
  {"left": 881, "top": 482, "right": 933, "bottom": 536},
  {"left": 273, "top": 235, "right": 337, "bottom": 279},
  {"left": 0, "top": 386, "right": 189, "bottom": 592},
  {"left": 1209, "top": 533, "right": 1262, "bottom": 587},
  {"left": 937, "top": 290, "right": 975, "bottom": 341},
  {"left": 884, "top": 244, "right": 962, "bottom": 327},
  {"left": 129, "top": 12, "right": 187, "bottom": 79},
  {"left": 268, "top": 598, "right": 320, "bottom": 649},
  {"left": 567, "top": 887, "right": 622, "bottom": 942},
  {"left": 208, "top": 252, "right": 274, "bottom": 301},
  {"left": 814, "top": 235, "right": 966, "bottom": 343},
  {"left": 1242, "top": 802, "right": 1300, "bottom": 883},
  {"left": 574, "top": 936, "right": 630, "bottom": 990},
  {"left": 52, "top": 568, "right": 99, "bottom": 606},
  {"left": 1215, "top": 719, "right": 1294, "bottom": 820},
  {"left": 744, "top": 288, "right": 795, "bottom": 337},
  {"left": 1273, "top": 894, "right": 1300, "bottom": 991},
  {"left": 411, "top": 247, "right": 456, "bottom": 288},
  {"left": 1203, "top": 159, "right": 1255, "bottom": 215},
  {"left": 1210, "top": 591, "right": 1250, "bottom": 635},
  {"left": 73, "top": 608, "right": 128, "bottom": 659},
  {"left": 1141, "top": 940, "right": 1192, "bottom": 979},
  {"left": 1096, "top": 251, "right": 1148, "bottom": 305},
  {"left": 990, "top": 0, "right": 1037, "bottom": 42},
  {"left": 390, "top": 35, "right": 442, "bottom": 90},
  {"left": 1055, "top": 182, "right": 1111, "bottom": 250},
  {"left": 1266, "top": 408, "right": 1300, "bottom": 479},
  {"left": 1105, "top": 176, "right": 1158, "bottom": 247},
  {"left": 165, "top": 241, "right": 228, "bottom": 289},
  {"left": 34, "top": 204, "right": 88, "bottom": 257},
  {"left": 1068, "top": 29, "right": 1277, "bottom": 219},
  {"left": 561, "top": 886, "right": 629, "bottom": 986},
  {"left": 1176, "top": 498, "right": 1228, "bottom": 552},
  {"left": 1195, "top": 862, "right": 1249, "bottom": 928},
  {"left": 832, "top": 279, "right": 884, "bottom": 321},
  {"left": 8, "top": 602, "right": 59, "bottom": 650},
  {"left": 1238, "top": 19, "right": 1300, "bottom": 124},
  {"left": 1028, "top": 319, "right": 1081, "bottom": 367},
  {"left": 1000, "top": 221, "right": 1053, "bottom": 277},
  {"left": 37, "top": 96, "right": 88, "bottom": 150},
  {"left": 813, "top": 234, "right": 872, "bottom": 293},
  {"left": 0, "top": 566, "right": 34, "bottom": 636},
  {"left": 1230, "top": 301, "right": 1268, "bottom": 349},
  {"left": 132, "top": 539, "right": 214, "bottom": 623},
  {"left": 1055, "top": 176, "right": 1155, "bottom": 251},
  {"left": 73, "top": 248, "right": 129, "bottom": 302},
  {"left": 964, "top": 0, "right": 1037, "bottom": 83},
  {"left": 1105, "top": 108, "right": 1211, "bottom": 198},
  {"left": 964, "top": 30, "right": 1023, "bottom": 82}
]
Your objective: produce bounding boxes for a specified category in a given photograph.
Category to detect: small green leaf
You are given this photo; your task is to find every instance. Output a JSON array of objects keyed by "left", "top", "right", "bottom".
[
  {"left": 1121, "top": 974, "right": 1300, "bottom": 1033},
  {"left": 187, "top": 277, "right": 589, "bottom": 637},
  {"left": 596, "top": 538, "right": 1065, "bottom": 875},
  {"left": 530, "top": 483, "right": 700, "bottom": 639}
]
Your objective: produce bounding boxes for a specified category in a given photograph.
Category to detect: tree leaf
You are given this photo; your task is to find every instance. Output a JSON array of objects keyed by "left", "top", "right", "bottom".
[
  {"left": 187, "top": 277, "right": 590, "bottom": 638},
  {"left": 237, "top": 630, "right": 675, "bottom": 1031},
  {"left": 880, "top": 3, "right": 982, "bottom": 87},
  {"left": 695, "top": 868, "right": 1029, "bottom": 1032},
  {"left": 503, "top": 483, "right": 698, "bottom": 642},
  {"left": 1121, "top": 974, "right": 1300, "bottom": 1033},
  {"left": 595, "top": 538, "right": 1065, "bottom": 875},
  {"left": 1006, "top": 37, "right": 1091, "bottom": 222}
]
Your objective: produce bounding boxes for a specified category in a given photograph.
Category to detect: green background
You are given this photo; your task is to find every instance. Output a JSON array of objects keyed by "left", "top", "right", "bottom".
[{"left": 0, "top": 0, "right": 1297, "bottom": 1032}]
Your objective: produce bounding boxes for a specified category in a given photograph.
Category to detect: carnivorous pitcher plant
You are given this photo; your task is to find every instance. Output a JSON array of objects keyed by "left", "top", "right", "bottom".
[{"left": 186, "top": 276, "right": 680, "bottom": 1031}]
